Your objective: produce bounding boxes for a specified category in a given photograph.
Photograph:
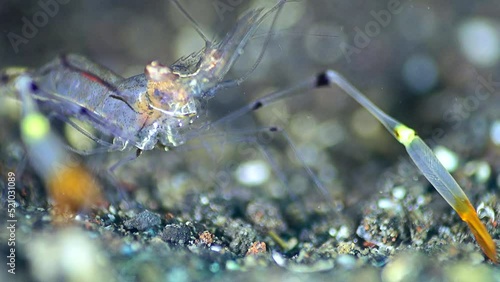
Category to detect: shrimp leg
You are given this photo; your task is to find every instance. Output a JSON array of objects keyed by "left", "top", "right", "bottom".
[
  {"left": 14, "top": 73, "right": 102, "bottom": 213},
  {"left": 203, "top": 69, "right": 497, "bottom": 263},
  {"left": 323, "top": 70, "right": 497, "bottom": 263}
]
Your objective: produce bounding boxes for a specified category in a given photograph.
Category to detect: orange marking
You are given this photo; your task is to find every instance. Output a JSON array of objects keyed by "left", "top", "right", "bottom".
[
  {"left": 47, "top": 164, "right": 102, "bottom": 214},
  {"left": 454, "top": 197, "right": 497, "bottom": 263}
]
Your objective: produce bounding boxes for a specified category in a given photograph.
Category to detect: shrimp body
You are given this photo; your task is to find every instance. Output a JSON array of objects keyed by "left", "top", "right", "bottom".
[{"left": 23, "top": 8, "right": 268, "bottom": 151}]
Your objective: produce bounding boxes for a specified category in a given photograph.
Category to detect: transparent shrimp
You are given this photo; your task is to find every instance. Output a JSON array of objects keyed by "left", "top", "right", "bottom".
[
  {"left": 0, "top": 0, "right": 289, "bottom": 212},
  {"left": 1, "top": 0, "right": 287, "bottom": 160},
  {"left": 1, "top": 0, "right": 496, "bottom": 264}
]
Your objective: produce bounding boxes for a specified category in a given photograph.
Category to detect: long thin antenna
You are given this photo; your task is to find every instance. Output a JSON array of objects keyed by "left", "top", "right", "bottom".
[
  {"left": 209, "top": 0, "right": 288, "bottom": 92},
  {"left": 170, "top": 0, "right": 211, "bottom": 44}
]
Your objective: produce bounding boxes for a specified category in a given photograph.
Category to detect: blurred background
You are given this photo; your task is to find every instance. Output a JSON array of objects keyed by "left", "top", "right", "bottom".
[
  {"left": 1, "top": 0, "right": 499, "bottom": 211},
  {"left": 1, "top": 1, "right": 500, "bottom": 280}
]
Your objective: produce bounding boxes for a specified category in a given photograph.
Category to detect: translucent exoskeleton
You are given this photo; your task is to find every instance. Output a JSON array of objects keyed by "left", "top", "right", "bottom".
[{"left": 10, "top": 2, "right": 285, "bottom": 154}]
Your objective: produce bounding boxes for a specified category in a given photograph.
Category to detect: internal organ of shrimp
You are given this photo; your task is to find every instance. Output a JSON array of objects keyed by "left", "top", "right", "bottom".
[{"left": 31, "top": 8, "right": 266, "bottom": 151}]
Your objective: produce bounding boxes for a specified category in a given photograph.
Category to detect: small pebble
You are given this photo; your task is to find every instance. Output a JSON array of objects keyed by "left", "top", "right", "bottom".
[
  {"left": 210, "top": 245, "right": 222, "bottom": 253},
  {"left": 162, "top": 224, "right": 192, "bottom": 245},
  {"left": 246, "top": 200, "right": 286, "bottom": 232},
  {"left": 124, "top": 210, "right": 161, "bottom": 231},
  {"left": 246, "top": 241, "right": 267, "bottom": 256},
  {"left": 198, "top": 231, "right": 214, "bottom": 246},
  {"left": 272, "top": 251, "right": 286, "bottom": 267}
]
